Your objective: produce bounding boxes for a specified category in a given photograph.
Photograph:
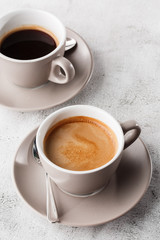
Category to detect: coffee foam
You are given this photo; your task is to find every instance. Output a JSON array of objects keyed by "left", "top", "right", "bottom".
[{"left": 44, "top": 116, "right": 118, "bottom": 171}]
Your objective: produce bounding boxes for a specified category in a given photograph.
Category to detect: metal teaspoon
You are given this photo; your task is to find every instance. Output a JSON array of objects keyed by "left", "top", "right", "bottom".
[
  {"left": 65, "top": 37, "right": 77, "bottom": 51},
  {"left": 32, "top": 138, "right": 59, "bottom": 223}
]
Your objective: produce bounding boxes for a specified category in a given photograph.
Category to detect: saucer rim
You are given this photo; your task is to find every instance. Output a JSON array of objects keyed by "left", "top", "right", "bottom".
[
  {"left": 0, "top": 28, "right": 94, "bottom": 112},
  {"left": 12, "top": 127, "right": 152, "bottom": 227}
]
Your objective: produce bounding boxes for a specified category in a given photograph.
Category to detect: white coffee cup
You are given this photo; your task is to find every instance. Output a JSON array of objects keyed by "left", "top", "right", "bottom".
[
  {"left": 36, "top": 105, "right": 141, "bottom": 197},
  {"left": 0, "top": 9, "right": 75, "bottom": 88}
]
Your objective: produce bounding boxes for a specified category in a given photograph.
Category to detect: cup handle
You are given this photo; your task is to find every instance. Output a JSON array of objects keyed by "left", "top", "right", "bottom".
[
  {"left": 120, "top": 120, "right": 141, "bottom": 149},
  {"left": 48, "top": 56, "right": 75, "bottom": 84}
]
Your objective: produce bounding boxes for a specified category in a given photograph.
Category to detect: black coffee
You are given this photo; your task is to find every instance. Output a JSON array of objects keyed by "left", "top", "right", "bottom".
[{"left": 0, "top": 28, "right": 57, "bottom": 60}]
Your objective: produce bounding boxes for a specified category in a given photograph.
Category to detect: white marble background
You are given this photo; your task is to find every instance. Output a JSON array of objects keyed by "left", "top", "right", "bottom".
[{"left": 0, "top": 0, "right": 160, "bottom": 239}]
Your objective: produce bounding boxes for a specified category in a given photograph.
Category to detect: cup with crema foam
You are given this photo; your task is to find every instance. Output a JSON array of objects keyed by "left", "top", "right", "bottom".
[{"left": 36, "top": 105, "right": 141, "bottom": 197}]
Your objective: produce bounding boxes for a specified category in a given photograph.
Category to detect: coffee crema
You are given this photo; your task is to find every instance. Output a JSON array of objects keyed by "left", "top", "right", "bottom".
[
  {"left": 44, "top": 116, "right": 118, "bottom": 171},
  {"left": 0, "top": 25, "right": 59, "bottom": 60}
]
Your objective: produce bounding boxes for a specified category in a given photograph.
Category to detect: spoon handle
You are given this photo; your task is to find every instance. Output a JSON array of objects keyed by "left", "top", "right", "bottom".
[
  {"left": 65, "top": 37, "right": 76, "bottom": 51},
  {"left": 46, "top": 173, "right": 59, "bottom": 223}
]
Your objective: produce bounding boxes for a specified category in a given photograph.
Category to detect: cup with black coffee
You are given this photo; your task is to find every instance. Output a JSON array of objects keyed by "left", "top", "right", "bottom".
[
  {"left": 0, "top": 9, "right": 75, "bottom": 88},
  {"left": 36, "top": 105, "right": 141, "bottom": 197}
]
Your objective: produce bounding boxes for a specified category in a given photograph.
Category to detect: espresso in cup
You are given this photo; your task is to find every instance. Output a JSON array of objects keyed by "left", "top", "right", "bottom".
[
  {"left": 0, "top": 26, "right": 59, "bottom": 60},
  {"left": 44, "top": 116, "right": 118, "bottom": 171},
  {"left": 0, "top": 9, "right": 75, "bottom": 88}
]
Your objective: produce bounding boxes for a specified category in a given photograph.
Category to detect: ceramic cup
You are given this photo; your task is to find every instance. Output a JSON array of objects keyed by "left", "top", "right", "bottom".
[
  {"left": 36, "top": 105, "right": 141, "bottom": 197},
  {"left": 0, "top": 9, "right": 75, "bottom": 88}
]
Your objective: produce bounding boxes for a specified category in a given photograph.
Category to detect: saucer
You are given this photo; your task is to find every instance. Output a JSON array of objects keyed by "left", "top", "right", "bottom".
[
  {"left": 0, "top": 28, "right": 93, "bottom": 111},
  {"left": 12, "top": 128, "right": 152, "bottom": 227}
]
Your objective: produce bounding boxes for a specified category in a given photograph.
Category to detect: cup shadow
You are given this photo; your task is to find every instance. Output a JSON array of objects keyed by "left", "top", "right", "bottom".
[
  {"left": 105, "top": 142, "right": 158, "bottom": 227},
  {"left": 121, "top": 143, "right": 159, "bottom": 222},
  {"left": 64, "top": 49, "right": 105, "bottom": 105}
]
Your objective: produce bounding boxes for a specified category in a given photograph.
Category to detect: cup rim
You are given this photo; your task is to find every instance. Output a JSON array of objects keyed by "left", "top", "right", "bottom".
[
  {"left": 0, "top": 8, "right": 66, "bottom": 63},
  {"left": 36, "top": 105, "right": 125, "bottom": 175}
]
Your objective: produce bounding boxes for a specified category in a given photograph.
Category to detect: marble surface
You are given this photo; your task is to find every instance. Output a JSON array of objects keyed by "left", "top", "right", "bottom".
[{"left": 0, "top": 0, "right": 160, "bottom": 239}]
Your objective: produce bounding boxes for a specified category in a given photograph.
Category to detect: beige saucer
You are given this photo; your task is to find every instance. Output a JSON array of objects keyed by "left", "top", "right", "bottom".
[
  {"left": 12, "top": 128, "right": 152, "bottom": 227},
  {"left": 0, "top": 28, "right": 93, "bottom": 112}
]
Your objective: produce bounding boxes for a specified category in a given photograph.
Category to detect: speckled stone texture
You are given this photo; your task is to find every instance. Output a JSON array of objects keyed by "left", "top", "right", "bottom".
[{"left": 0, "top": 0, "right": 160, "bottom": 239}]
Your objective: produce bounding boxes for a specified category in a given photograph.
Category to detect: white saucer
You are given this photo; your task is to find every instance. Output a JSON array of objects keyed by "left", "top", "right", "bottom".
[
  {"left": 0, "top": 28, "right": 93, "bottom": 112},
  {"left": 12, "top": 128, "right": 152, "bottom": 227}
]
